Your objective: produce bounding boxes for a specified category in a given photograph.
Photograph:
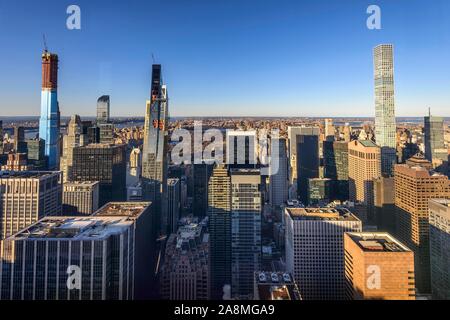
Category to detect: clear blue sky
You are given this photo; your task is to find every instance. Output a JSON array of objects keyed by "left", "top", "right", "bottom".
[{"left": 0, "top": 0, "right": 449, "bottom": 117}]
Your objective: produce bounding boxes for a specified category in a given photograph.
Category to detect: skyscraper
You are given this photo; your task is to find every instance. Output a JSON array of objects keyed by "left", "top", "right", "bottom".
[
  {"left": 295, "top": 127, "right": 320, "bottom": 205},
  {"left": 429, "top": 199, "right": 450, "bottom": 299},
  {"left": 394, "top": 162, "right": 450, "bottom": 293},
  {"left": 230, "top": 168, "right": 262, "bottom": 299},
  {"left": 160, "top": 220, "right": 210, "bottom": 300},
  {"left": 39, "top": 50, "right": 60, "bottom": 170},
  {"left": 0, "top": 171, "right": 62, "bottom": 239},
  {"left": 226, "top": 130, "right": 257, "bottom": 168},
  {"left": 348, "top": 140, "right": 381, "bottom": 223},
  {"left": 62, "top": 181, "right": 100, "bottom": 215},
  {"left": 71, "top": 144, "right": 126, "bottom": 206},
  {"left": 142, "top": 64, "right": 169, "bottom": 235},
  {"left": 285, "top": 207, "right": 362, "bottom": 300},
  {"left": 60, "top": 114, "right": 84, "bottom": 182},
  {"left": 323, "top": 140, "right": 349, "bottom": 200},
  {"left": 287, "top": 126, "right": 303, "bottom": 185},
  {"left": 208, "top": 164, "right": 232, "bottom": 299},
  {"left": 374, "top": 44, "right": 396, "bottom": 176},
  {"left": 0, "top": 202, "right": 154, "bottom": 300},
  {"left": 269, "top": 138, "right": 288, "bottom": 208},
  {"left": 424, "top": 111, "right": 447, "bottom": 166},
  {"left": 344, "top": 232, "right": 415, "bottom": 300},
  {"left": 167, "top": 178, "right": 181, "bottom": 234},
  {"left": 96, "top": 95, "right": 110, "bottom": 124},
  {"left": 193, "top": 163, "right": 213, "bottom": 218}
]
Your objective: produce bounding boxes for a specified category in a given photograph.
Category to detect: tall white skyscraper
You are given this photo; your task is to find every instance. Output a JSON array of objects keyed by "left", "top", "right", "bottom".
[{"left": 374, "top": 44, "right": 397, "bottom": 176}]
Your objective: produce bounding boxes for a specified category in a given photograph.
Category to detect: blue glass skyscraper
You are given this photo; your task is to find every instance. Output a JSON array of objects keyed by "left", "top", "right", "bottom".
[{"left": 39, "top": 50, "right": 60, "bottom": 169}]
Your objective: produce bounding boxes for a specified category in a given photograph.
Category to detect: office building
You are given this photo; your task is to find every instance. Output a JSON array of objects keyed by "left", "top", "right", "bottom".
[
  {"left": 167, "top": 178, "right": 181, "bottom": 234},
  {"left": 269, "top": 138, "right": 288, "bottom": 208},
  {"left": 24, "top": 138, "right": 47, "bottom": 170},
  {"left": 307, "top": 178, "right": 332, "bottom": 205},
  {"left": 71, "top": 144, "right": 126, "bottom": 206},
  {"left": 295, "top": 127, "right": 320, "bottom": 205},
  {"left": 424, "top": 112, "right": 447, "bottom": 166},
  {"left": 127, "top": 184, "right": 143, "bottom": 202},
  {"left": 60, "top": 115, "right": 84, "bottom": 182},
  {"left": 253, "top": 272, "right": 301, "bottom": 300},
  {"left": 13, "top": 126, "right": 26, "bottom": 153},
  {"left": 285, "top": 207, "right": 362, "bottom": 300},
  {"left": 193, "top": 163, "right": 213, "bottom": 217},
  {"left": 0, "top": 202, "right": 154, "bottom": 300},
  {"left": 374, "top": 176, "right": 395, "bottom": 233},
  {"left": 160, "top": 220, "right": 210, "bottom": 300},
  {"left": 374, "top": 44, "right": 397, "bottom": 176},
  {"left": 394, "top": 163, "right": 450, "bottom": 293},
  {"left": 226, "top": 130, "right": 257, "bottom": 168},
  {"left": 96, "top": 95, "right": 110, "bottom": 124},
  {"left": 0, "top": 171, "right": 62, "bottom": 239},
  {"left": 344, "top": 232, "right": 415, "bottom": 300},
  {"left": 348, "top": 140, "right": 381, "bottom": 222},
  {"left": 142, "top": 64, "right": 169, "bottom": 235},
  {"left": 208, "top": 164, "right": 232, "bottom": 300},
  {"left": 62, "top": 181, "right": 100, "bottom": 215},
  {"left": 0, "top": 153, "right": 30, "bottom": 171},
  {"left": 127, "top": 147, "right": 142, "bottom": 186},
  {"left": 39, "top": 50, "right": 60, "bottom": 170},
  {"left": 324, "top": 119, "right": 335, "bottom": 141},
  {"left": 323, "top": 140, "right": 349, "bottom": 200},
  {"left": 231, "top": 168, "right": 262, "bottom": 299},
  {"left": 429, "top": 199, "right": 450, "bottom": 299}
]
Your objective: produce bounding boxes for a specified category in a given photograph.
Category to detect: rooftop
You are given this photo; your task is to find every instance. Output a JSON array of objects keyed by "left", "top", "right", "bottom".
[
  {"left": 286, "top": 207, "right": 359, "bottom": 221},
  {"left": 7, "top": 216, "right": 134, "bottom": 240},
  {"left": 358, "top": 140, "right": 378, "bottom": 148},
  {"left": 346, "top": 232, "right": 411, "bottom": 252},
  {"left": 254, "top": 272, "right": 301, "bottom": 301},
  {"left": 0, "top": 171, "right": 60, "bottom": 179},
  {"left": 94, "top": 202, "right": 151, "bottom": 219}
]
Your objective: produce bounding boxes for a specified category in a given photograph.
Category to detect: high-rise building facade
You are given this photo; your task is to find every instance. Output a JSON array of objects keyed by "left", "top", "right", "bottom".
[
  {"left": 208, "top": 164, "right": 232, "bottom": 299},
  {"left": 96, "top": 95, "right": 110, "bottom": 124},
  {"left": 285, "top": 207, "right": 362, "bottom": 300},
  {"left": 167, "top": 178, "right": 181, "bottom": 234},
  {"left": 269, "top": 138, "right": 288, "bottom": 208},
  {"left": 71, "top": 144, "right": 126, "bottom": 206},
  {"left": 142, "top": 65, "right": 169, "bottom": 235},
  {"left": 160, "top": 221, "right": 210, "bottom": 300},
  {"left": 62, "top": 181, "right": 100, "bottom": 215},
  {"left": 394, "top": 163, "right": 450, "bottom": 294},
  {"left": 374, "top": 176, "right": 396, "bottom": 233},
  {"left": 60, "top": 115, "right": 84, "bottom": 182},
  {"left": 230, "top": 168, "right": 262, "bottom": 299},
  {"left": 0, "top": 202, "right": 154, "bottom": 300},
  {"left": 193, "top": 163, "right": 213, "bottom": 217},
  {"left": 374, "top": 44, "right": 396, "bottom": 176},
  {"left": 424, "top": 113, "right": 447, "bottom": 166},
  {"left": 429, "top": 199, "right": 450, "bottom": 300},
  {"left": 295, "top": 127, "right": 320, "bottom": 205},
  {"left": 323, "top": 140, "right": 349, "bottom": 200},
  {"left": 344, "top": 232, "right": 415, "bottom": 300},
  {"left": 39, "top": 50, "right": 60, "bottom": 170},
  {"left": 226, "top": 130, "right": 257, "bottom": 168},
  {"left": 0, "top": 171, "right": 62, "bottom": 239},
  {"left": 348, "top": 140, "right": 381, "bottom": 218}
]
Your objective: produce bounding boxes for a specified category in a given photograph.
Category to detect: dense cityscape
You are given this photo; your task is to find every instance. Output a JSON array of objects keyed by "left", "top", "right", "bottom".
[{"left": 0, "top": 41, "right": 449, "bottom": 302}]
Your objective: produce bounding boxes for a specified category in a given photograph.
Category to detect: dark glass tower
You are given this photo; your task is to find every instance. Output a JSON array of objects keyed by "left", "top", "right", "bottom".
[
  {"left": 142, "top": 65, "right": 169, "bottom": 235},
  {"left": 71, "top": 144, "right": 126, "bottom": 206},
  {"left": 296, "top": 128, "right": 320, "bottom": 205}
]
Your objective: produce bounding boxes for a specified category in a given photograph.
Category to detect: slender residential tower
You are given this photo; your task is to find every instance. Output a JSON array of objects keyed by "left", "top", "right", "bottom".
[
  {"left": 374, "top": 44, "right": 396, "bottom": 176},
  {"left": 39, "top": 49, "right": 60, "bottom": 169},
  {"left": 142, "top": 64, "right": 169, "bottom": 235}
]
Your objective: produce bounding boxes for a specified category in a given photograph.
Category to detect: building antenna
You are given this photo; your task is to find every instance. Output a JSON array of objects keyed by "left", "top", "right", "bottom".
[
  {"left": 152, "top": 53, "right": 156, "bottom": 64},
  {"left": 428, "top": 107, "right": 431, "bottom": 117},
  {"left": 43, "top": 34, "right": 48, "bottom": 52}
]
